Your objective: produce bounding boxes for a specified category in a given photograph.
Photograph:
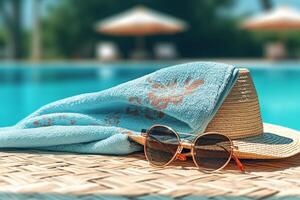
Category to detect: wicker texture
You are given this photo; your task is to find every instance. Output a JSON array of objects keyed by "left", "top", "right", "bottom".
[
  {"left": 205, "top": 69, "right": 264, "bottom": 139},
  {"left": 0, "top": 150, "right": 300, "bottom": 199}
]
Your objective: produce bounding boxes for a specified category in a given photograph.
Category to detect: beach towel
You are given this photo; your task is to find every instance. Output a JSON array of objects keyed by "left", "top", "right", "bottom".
[{"left": 0, "top": 62, "right": 239, "bottom": 155}]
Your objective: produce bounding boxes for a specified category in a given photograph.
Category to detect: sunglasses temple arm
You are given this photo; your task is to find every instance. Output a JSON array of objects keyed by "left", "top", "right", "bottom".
[
  {"left": 232, "top": 153, "right": 245, "bottom": 172},
  {"left": 217, "top": 144, "right": 245, "bottom": 172}
]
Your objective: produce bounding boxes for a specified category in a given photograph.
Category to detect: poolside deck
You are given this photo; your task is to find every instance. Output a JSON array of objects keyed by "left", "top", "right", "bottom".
[{"left": 0, "top": 150, "right": 299, "bottom": 199}]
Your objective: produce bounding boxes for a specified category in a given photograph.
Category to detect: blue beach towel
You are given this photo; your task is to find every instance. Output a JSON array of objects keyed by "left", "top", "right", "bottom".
[{"left": 0, "top": 62, "right": 239, "bottom": 155}]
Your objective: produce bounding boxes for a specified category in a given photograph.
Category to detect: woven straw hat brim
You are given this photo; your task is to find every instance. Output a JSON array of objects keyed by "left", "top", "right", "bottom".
[
  {"left": 128, "top": 123, "right": 300, "bottom": 160},
  {"left": 233, "top": 123, "right": 300, "bottom": 159}
]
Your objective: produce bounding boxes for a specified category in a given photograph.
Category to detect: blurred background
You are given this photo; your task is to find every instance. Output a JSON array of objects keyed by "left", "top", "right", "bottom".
[
  {"left": 0, "top": 0, "right": 299, "bottom": 130},
  {"left": 1, "top": 0, "right": 300, "bottom": 60}
]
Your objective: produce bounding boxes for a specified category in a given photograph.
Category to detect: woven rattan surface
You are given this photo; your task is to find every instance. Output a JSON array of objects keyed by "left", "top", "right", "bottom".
[{"left": 0, "top": 150, "right": 300, "bottom": 199}]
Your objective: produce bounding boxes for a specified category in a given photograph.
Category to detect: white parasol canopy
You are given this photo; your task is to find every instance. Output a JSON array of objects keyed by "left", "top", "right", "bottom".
[
  {"left": 97, "top": 6, "right": 187, "bottom": 36},
  {"left": 242, "top": 6, "right": 300, "bottom": 30}
]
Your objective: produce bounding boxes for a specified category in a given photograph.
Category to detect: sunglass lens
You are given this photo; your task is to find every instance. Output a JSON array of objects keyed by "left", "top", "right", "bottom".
[
  {"left": 193, "top": 133, "right": 232, "bottom": 171},
  {"left": 145, "top": 126, "right": 180, "bottom": 166}
]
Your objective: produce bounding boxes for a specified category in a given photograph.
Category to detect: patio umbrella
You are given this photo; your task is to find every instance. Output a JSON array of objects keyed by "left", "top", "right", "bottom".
[
  {"left": 242, "top": 6, "right": 300, "bottom": 30},
  {"left": 96, "top": 6, "right": 187, "bottom": 58},
  {"left": 242, "top": 6, "right": 300, "bottom": 59}
]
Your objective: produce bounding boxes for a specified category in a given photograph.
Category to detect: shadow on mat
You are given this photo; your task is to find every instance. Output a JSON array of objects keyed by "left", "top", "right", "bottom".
[{"left": 128, "top": 152, "right": 300, "bottom": 173}]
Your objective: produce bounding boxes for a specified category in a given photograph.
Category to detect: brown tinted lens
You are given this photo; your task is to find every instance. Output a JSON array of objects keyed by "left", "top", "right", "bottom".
[
  {"left": 145, "top": 126, "right": 180, "bottom": 166},
  {"left": 193, "top": 133, "right": 232, "bottom": 171}
]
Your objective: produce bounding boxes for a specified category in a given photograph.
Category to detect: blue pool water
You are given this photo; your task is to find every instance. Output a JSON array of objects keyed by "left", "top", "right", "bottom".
[{"left": 0, "top": 62, "right": 299, "bottom": 130}]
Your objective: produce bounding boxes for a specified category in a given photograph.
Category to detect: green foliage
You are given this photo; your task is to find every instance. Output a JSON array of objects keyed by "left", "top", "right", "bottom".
[
  {"left": 253, "top": 31, "right": 300, "bottom": 58},
  {"left": 0, "top": 29, "right": 6, "bottom": 46},
  {"left": 42, "top": 0, "right": 263, "bottom": 59}
]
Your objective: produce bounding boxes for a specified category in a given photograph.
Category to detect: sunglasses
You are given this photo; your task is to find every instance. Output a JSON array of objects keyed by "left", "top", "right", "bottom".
[{"left": 141, "top": 125, "right": 245, "bottom": 172}]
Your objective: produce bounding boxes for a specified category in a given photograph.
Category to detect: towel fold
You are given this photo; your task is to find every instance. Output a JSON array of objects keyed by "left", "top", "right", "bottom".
[{"left": 0, "top": 62, "right": 239, "bottom": 155}]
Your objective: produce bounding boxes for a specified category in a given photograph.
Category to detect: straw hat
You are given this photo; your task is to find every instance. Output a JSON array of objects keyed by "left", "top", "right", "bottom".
[{"left": 129, "top": 68, "right": 300, "bottom": 159}]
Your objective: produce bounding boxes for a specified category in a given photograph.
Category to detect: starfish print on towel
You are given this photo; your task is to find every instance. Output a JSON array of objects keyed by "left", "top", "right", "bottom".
[
  {"left": 146, "top": 77, "right": 204, "bottom": 110},
  {"left": 126, "top": 96, "right": 165, "bottom": 120}
]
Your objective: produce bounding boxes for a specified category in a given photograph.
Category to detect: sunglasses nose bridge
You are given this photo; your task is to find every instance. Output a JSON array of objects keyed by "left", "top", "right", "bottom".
[{"left": 180, "top": 141, "right": 193, "bottom": 149}]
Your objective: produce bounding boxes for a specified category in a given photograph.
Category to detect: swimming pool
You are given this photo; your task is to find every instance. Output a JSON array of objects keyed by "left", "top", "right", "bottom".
[{"left": 0, "top": 61, "right": 299, "bottom": 130}]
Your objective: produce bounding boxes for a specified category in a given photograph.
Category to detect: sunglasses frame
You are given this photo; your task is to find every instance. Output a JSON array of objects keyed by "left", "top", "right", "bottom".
[{"left": 143, "top": 124, "right": 244, "bottom": 172}]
